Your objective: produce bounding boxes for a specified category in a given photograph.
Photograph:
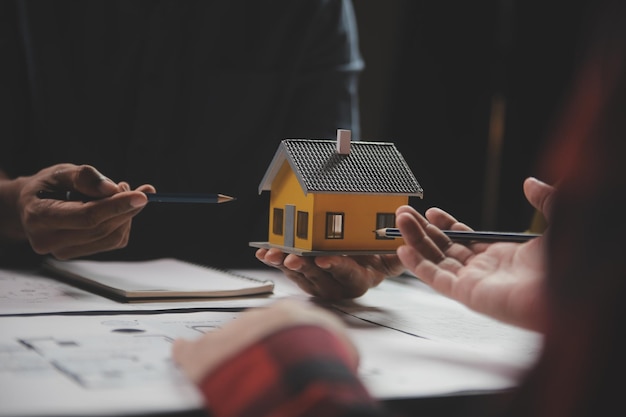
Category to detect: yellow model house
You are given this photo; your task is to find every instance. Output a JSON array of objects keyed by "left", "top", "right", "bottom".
[{"left": 249, "top": 130, "right": 423, "bottom": 255}]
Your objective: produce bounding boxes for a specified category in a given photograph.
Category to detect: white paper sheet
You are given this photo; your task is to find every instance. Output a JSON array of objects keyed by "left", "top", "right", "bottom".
[
  {"left": 0, "top": 267, "right": 287, "bottom": 316},
  {"left": 334, "top": 274, "right": 543, "bottom": 364},
  {"left": 0, "top": 312, "right": 229, "bottom": 417},
  {"left": 0, "top": 311, "right": 530, "bottom": 416}
]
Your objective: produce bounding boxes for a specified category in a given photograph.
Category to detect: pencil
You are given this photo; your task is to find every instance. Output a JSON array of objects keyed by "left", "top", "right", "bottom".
[
  {"left": 36, "top": 190, "right": 236, "bottom": 204},
  {"left": 375, "top": 228, "right": 541, "bottom": 242}
]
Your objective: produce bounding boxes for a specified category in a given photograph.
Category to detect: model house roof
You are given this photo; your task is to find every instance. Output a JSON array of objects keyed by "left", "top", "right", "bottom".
[{"left": 258, "top": 137, "right": 424, "bottom": 197}]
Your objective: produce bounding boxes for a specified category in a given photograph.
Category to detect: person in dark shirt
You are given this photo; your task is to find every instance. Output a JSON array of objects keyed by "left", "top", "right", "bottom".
[{"left": 0, "top": 0, "right": 363, "bottom": 268}]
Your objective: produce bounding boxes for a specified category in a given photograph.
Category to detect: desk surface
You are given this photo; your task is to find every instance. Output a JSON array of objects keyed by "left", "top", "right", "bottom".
[{"left": 0, "top": 265, "right": 542, "bottom": 417}]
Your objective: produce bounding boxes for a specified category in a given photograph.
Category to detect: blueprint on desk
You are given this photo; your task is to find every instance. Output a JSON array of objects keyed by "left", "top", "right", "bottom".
[
  {"left": 0, "top": 312, "right": 236, "bottom": 417},
  {"left": 0, "top": 310, "right": 535, "bottom": 417}
]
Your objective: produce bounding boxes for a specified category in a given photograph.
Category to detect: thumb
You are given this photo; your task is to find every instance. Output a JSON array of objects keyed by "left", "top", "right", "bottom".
[
  {"left": 523, "top": 177, "right": 555, "bottom": 220},
  {"left": 71, "top": 165, "right": 120, "bottom": 198},
  {"left": 171, "top": 338, "right": 191, "bottom": 363}
]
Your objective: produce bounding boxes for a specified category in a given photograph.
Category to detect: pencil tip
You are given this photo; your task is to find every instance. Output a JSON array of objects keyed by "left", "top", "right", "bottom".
[{"left": 218, "top": 194, "right": 236, "bottom": 203}]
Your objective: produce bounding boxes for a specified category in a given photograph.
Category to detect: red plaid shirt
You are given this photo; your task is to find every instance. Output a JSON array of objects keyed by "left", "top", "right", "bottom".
[{"left": 197, "top": 325, "right": 386, "bottom": 417}]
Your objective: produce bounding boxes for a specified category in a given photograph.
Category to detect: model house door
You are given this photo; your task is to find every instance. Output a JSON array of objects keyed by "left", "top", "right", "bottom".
[{"left": 284, "top": 204, "right": 295, "bottom": 247}]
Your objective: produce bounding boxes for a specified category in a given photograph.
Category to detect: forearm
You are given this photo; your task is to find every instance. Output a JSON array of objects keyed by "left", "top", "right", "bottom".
[
  {"left": 0, "top": 171, "right": 27, "bottom": 241},
  {"left": 197, "top": 325, "right": 385, "bottom": 417}
]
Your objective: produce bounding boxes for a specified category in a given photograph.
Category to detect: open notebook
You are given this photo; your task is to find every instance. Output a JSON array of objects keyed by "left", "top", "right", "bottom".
[{"left": 43, "top": 258, "right": 274, "bottom": 302}]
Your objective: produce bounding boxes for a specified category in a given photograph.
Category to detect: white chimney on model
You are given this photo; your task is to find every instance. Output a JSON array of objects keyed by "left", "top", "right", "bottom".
[{"left": 336, "top": 129, "right": 351, "bottom": 155}]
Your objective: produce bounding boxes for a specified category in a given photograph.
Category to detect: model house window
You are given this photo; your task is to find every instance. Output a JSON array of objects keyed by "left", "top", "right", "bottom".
[
  {"left": 296, "top": 211, "right": 309, "bottom": 239},
  {"left": 375, "top": 213, "right": 395, "bottom": 240},
  {"left": 325, "top": 212, "right": 344, "bottom": 239},
  {"left": 273, "top": 208, "right": 284, "bottom": 235}
]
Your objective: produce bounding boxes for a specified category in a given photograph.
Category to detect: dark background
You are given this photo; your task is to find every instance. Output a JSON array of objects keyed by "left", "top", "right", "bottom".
[{"left": 352, "top": 1, "right": 589, "bottom": 231}]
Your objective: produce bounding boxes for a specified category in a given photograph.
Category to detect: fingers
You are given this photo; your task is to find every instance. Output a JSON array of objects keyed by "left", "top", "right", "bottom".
[
  {"left": 171, "top": 338, "right": 193, "bottom": 369},
  {"left": 172, "top": 300, "right": 357, "bottom": 383},
  {"left": 256, "top": 247, "right": 287, "bottom": 267},
  {"left": 311, "top": 255, "right": 373, "bottom": 299},
  {"left": 283, "top": 254, "right": 364, "bottom": 299},
  {"left": 22, "top": 171, "right": 151, "bottom": 258},
  {"left": 42, "top": 165, "right": 156, "bottom": 202},
  {"left": 424, "top": 207, "right": 472, "bottom": 232},
  {"left": 394, "top": 208, "right": 461, "bottom": 293},
  {"left": 255, "top": 249, "right": 323, "bottom": 296},
  {"left": 117, "top": 181, "right": 131, "bottom": 192},
  {"left": 395, "top": 206, "right": 472, "bottom": 262},
  {"left": 283, "top": 255, "right": 330, "bottom": 297},
  {"left": 396, "top": 244, "right": 459, "bottom": 296},
  {"left": 118, "top": 181, "right": 156, "bottom": 194},
  {"left": 14, "top": 163, "right": 156, "bottom": 259},
  {"left": 397, "top": 204, "right": 487, "bottom": 254},
  {"left": 135, "top": 183, "right": 157, "bottom": 194},
  {"left": 523, "top": 177, "right": 555, "bottom": 220},
  {"left": 51, "top": 165, "right": 121, "bottom": 199},
  {"left": 395, "top": 211, "right": 447, "bottom": 262},
  {"left": 31, "top": 191, "right": 147, "bottom": 230},
  {"left": 27, "top": 204, "right": 146, "bottom": 258},
  {"left": 44, "top": 230, "right": 131, "bottom": 260},
  {"left": 394, "top": 207, "right": 477, "bottom": 295},
  {"left": 255, "top": 248, "right": 388, "bottom": 300}
]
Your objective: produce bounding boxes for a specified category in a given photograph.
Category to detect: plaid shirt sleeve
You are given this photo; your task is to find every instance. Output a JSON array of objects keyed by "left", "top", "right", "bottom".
[{"left": 196, "top": 324, "right": 387, "bottom": 417}]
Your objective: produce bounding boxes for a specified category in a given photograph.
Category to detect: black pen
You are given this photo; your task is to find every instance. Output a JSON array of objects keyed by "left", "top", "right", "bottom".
[
  {"left": 36, "top": 190, "right": 236, "bottom": 204},
  {"left": 375, "top": 228, "right": 541, "bottom": 242}
]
